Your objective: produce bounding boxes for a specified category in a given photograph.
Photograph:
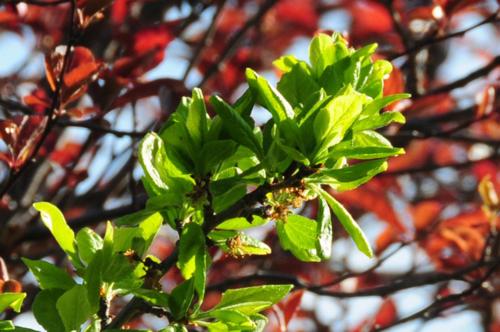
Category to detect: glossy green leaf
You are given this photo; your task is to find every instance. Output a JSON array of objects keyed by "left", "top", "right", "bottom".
[
  {"left": 307, "top": 159, "right": 388, "bottom": 191},
  {"left": 185, "top": 88, "right": 208, "bottom": 149},
  {"left": 309, "top": 33, "right": 349, "bottom": 78},
  {"left": 113, "top": 211, "right": 163, "bottom": 257},
  {"left": 273, "top": 55, "right": 300, "bottom": 73},
  {"left": 352, "top": 111, "right": 405, "bottom": 131},
  {"left": 33, "top": 202, "right": 79, "bottom": 267},
  {"left": 178, "top": 223, "right": 205, "bottom": 280},
  {"left": 169, "top": 279, "right": 195, "bottom": 320},
  {"left": 32, "top": 289, "right": 65, "bottom": 332},
  {"left": 75, "top": 227, "right": 103, "bottom": 265},
  {"left": 200, "top": 140, "right": 238, "bottom": 174},
  {"left": 277, "top": 61, "right": 319, "bottom": 108},
  {"left": 246, "top": 68, "right": 294, "bottom": 122},
  {"left": 363, "top": 93, "right": 411, "bottom": 117},
  {"left": 56, "top": 285, "right": 92, "bottom": 332},
  {"left": 216, "top": 215, "right": 268, "bottom": 230},
  {"left": 22, "top": 258, "right": 75, "bottom": 290},
  {"left": 210, "top": 95, "right": 263, "bottom": 157},
  {"left": 138, "top": 132, "right": 194, "bottom": 196},
  {"left": 316, "top": 197, "right": 332, "bottom": 259},
  {"left": 318, "top": 188, "right": 373, "bottom": 257},
  {"left": 207, "top": 284, "right": 293, "bottom": 315},
  {"left": 276, "top": 215, "right": 321, "bottom": 262},
  {"left": 132, "top": 289, "right": 169, "bottom": 308},
  {"left": 0, "top": 293, "right": 26, "bottom": 313}
]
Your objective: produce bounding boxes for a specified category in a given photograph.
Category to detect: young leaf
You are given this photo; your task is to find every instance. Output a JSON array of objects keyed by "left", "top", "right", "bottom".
[
  {"left": 132, "top": 289, "right": 169, "bottom": 308},
  {"left": 185, "top": 88, "right": 208, "bottom": 149},
  {"left": 245, "top": 68, "right": 294, "bottom": 122},
  {"left": 138, "top": 132, "right": 194, "bottom": 196},
  {"left": 273, "top": 55, "right": 300, "bottom": 73},
  {"left": 0, "top": 293, "right": 26, "bottom": 313},
  {"left": 56, "top": 285, "right": 92, "bottom": 332},
  {"left": 75, "top": 227, "right": 103, "bottom": 265},
  {"left": 210, "top": 96, "right": 263, "bottom": 158},
  {"left": 22, "top": 258, "right": 75, "bottom": 290},
  {"left": 113, "top": 211, "right": 163, "bottom": 257},
  {"left": 207, "top": 284, "right": 293, "bottom": 315},
  {"left": 200, "top": 140, "right": 238, "bottom": 175},
  {"left": 276, "top": 215, "right": 321, "bottom": 262},
  {"left": 216, "top": 215, "right": 268, "bottom": 230},
  {"left": 309, "top": 33, "right": 349, "bottom": 78},
  {"left": 362, "top": 93, "right": 411, "bottom": 117},
  {"left": 169, "top": 279, "right": 195, "bottom": 320},
  {"left": 277, "top": 61, "right": 319, "bottom": 108},
  {"left": 352, "top": 111, "right": 405, "bottom": 131},
  {"left": 318, "top": 188, "right": 373, "bottom": 257},
  {"left": 32, "top": 289, "right": 65, "bottom": 332},
  {"left": 32, "top": 202, "right": 80, "bottom": 268},
  {"left": 316, "top": 197, "right": 333, "bottom": 259},
  {"left": 178, "top": 222, "right": 205, "bottom": 280},
  {"left": 307, "top": 159, "right": 388, "bottom": 191}
]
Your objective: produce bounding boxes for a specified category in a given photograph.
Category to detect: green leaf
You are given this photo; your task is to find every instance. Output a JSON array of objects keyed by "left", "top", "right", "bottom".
[
  {"left": 276, "top": 215, "right": 321, "bottom": 262},
  {"left": 277, "top": 61, "right": 319, "bottom": 108},
  {"left": 32, "top": 289, "right": 65, "bottom": 332},
  {"left": 307, "top": 159, "right": 388, "bottom": 191},
  {"left": 328, "top": 146, "right": 404, "bottom": 161},
  {"left": 316, "top": 197, "right": 332, "bottom": 259},
  {"left": 169, "top": 279, "right": 195, "bottom": 320},
  {"left": 216, "top": 215, "right": 268, "bottom": 230},
  {"left": 363, "top": 93, "right": 411, "bottom": 117},
  {"left": 206, "top": 309, "right": 255, "bottom": 329},
  {"left": 138, "top": 132, "right": 194, "bottom": 196},
  {"left": 113, "top": 211, "right": 163, "bottom": 257},
  {"left": 273, "top": 55, "right": 299, "bottom": 73},
  {"left": 312, "top": 91, "right": 365, "bottom": 162},
  {"left": 32, "top": 202, "right": 80, "bottom": 267},
  {"left": 318, "top": 188, "right": 373, "bottom": 257},
  {"left": 185, "top": 88, "right": 208, "bottom": 149},
  {"left": 178, "top": 223, "right": 205, "bottom": 280},
  {"left": 309, "top": 33, "right": 349, "bottom": 79},
  {"left": 22, "top": 258, "right": 75, "bottom": 290},
  {"left": 352, "top": 111, "right": 405, "bottom": 131},
  {"left": 361, "top": 59, "right": 393, "bottom": 98},
  {"left": 210, "top": 96, "right": 263, "bottom": 158},
  {"left": 207, "top": 284, "right": 293, "bottom": 315},
  {"left": 245, "top": 68, "right": 294, "bottom": 122},
  {"left": 200, "top": 140, "right": 238, "bottom": 174},
  {"left": 132, "top": 289, "right": 169, "bottom": 308},
  {"left": 75, "top": 227, "right": 103, "bottom": 265},
  {"left": 0, "top": 293, "right": 26, "bottom": 313},
  {"left": 56, "top": 285, "right": 92, "bottom": 332},
  {"left": 84, "top": 250, "right": 104, "bottom": 312}
]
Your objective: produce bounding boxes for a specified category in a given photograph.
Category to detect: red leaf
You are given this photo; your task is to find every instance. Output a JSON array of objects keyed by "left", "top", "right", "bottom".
[
  {"left": 111, "top": 0, "right": 127, "bottom": 25},
  {"left": 411, "top": 201, "right": 442, "bottom": 231},
  {"left": 278, "top": 289, "right": 304, "bottom": 327},
  {"left": 348, "top": 1, "right": 393, "bottom": 40},
  {"left": 133, "top": 26, "right": 174, "bottom": 56},
  {"left": 375, "top": 227, "right": 397, "bottom": 253},
  {"left": 374, "top": 299, "right": 397, "bottom": 328},
  {"left": 49, "top": 142, "right": 82, "bottom": 167}
]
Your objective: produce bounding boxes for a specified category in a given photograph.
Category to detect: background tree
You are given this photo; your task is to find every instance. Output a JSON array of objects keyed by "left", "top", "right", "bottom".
[{"left": 0, "top": 0, "right": 499, "bottom": 331}]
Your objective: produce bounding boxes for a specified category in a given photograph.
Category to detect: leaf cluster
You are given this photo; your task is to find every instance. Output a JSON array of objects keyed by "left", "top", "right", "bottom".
[{"left": 1, "top": 33, "right": 408, "bottom": 332}]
